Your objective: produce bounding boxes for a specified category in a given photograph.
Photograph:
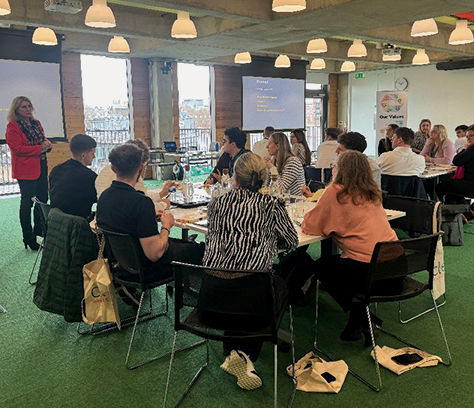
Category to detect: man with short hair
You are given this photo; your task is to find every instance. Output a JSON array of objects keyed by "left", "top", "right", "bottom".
[
  {"left": 377, "top": 127, "right": 426, "bottom": 176},
  {"left": 455, "top": 125, "right": 468, "bottom": 153},
  {"left": 252, "top": 126, "right": 274, "bottom": 159},
  {"left": 316, "top": 127, "right": 341, "bottom": 168},
  {"left": 49, "top": 134, "right": 98, "bottom": 219},
  {"left": 97, "top": 144, "right": 203, "bottom": 281},
  {"left": 336, "top": 131, "right": 381, "bottom": 186}
]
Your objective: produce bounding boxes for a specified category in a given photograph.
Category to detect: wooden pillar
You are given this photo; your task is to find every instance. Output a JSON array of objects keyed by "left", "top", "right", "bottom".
[
  {"left": 172, "top": 62, "right": 180, "bottom": 147},
  {"left": 328, "top": 73, "right": 339, "bottom": 128}
]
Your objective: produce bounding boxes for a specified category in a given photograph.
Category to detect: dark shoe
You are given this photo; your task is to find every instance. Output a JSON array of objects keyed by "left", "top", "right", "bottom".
[
  {"left": 340, "top": 304, "right": 364, "bottom": 342},
  {"left": 340, "top": 326, "right": 362, "bottom": 342},
  {"left": 23, "top": 239, "right": 40, "bottom": 251}
]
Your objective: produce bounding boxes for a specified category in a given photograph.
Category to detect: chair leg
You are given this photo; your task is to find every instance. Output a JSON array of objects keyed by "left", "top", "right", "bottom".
[
  {"left": 28, "top": 239, "right": 44, "bottom": 285},
  {"left": 162, "top": 331, "right": 178, "bottom": 408},
  {"left": 288, "top": 305, "right": 296, "bottom": 408},
  {"left": 0, "top": 304, "right": 6, "bottom": 314},
  {"left": 398, "top": 293, "right": 447, "bottom": 324},
  {"left": 274, "top": 343, "right": 278, "bottom": 408},
  {"left": 431, "top": 291, "right": 453, "bottom": 366},
  {"left": 313, "top": 279, "right": 320, "bottom": 350},
  {"left": 365, "top": 306, "right": 382, "bottom": 391}
]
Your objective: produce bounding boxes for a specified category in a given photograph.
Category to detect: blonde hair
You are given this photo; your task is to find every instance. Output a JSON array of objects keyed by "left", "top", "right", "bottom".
[
  {"left": 7, "top": 96, "right": 34, "bottom": 122},
  {"left": 431, "top": 124, "right": 448, "bottom": 154},
  {"left": 234, "top": 152, "right": 267, "bottom": 192},
  {"left": 334, "top": 150, "right": 382, "bottom": 205},
  {"left": 270, "top": 132, "right": 294, "bottom": 174}
]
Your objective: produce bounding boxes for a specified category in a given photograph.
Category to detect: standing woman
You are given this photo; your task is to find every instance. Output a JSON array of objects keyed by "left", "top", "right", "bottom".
[
  {"left": 377, "top": 123, "right": 398, "bottom": 155},
  {"left": 6, "top": 96, "right": 52, "bottom": 250},
  {"left": 290, "top": 128, "right": 311, "bottom": 166},
  {"left": 421, "top": 124, "right": 456, "bottom": 165},
  {"left": 412, "top": 119, "right": 431, "bottom": 153},
  {"left": 265, "top": 132, "right": 305, "bottom": 196}
]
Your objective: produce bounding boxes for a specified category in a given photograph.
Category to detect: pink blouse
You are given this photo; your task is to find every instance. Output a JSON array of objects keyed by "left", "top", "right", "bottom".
[{"left": 420, "top": 139, "right": 455, "bottom": 165}]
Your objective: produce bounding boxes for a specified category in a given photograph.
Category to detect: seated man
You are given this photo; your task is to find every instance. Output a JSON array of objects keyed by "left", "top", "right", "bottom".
[
  {"left": 377, "top": 127, "right": 425, "bottom": 176},
  {"left": 97, "top": 144, "right": 203, "bottom": 282},
  {"left": 49, "top": 134, "right": 97, "bottom": 219},
  {"left": 252, "top": 125, "right": 274, "bottom": 159},
  {"left": 455, "top": 124, "right": 468, "bottom": 153},
  {"left": 315, "top": 127, "right": 341, "bottom": 168}
]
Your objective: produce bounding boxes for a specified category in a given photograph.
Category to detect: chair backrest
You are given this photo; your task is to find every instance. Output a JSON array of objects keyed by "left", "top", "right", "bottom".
[
  {"left": 32, "top": 196, "right": 51, "bottom": 236},
  {"left": 383, "top": 195, "right": 440, "bottom": 235},
  {"left": 304, "top": 166, "right": 332, "bottom": 185},
  {"left": 365, "top": 233, "right": 441, "bottom": 299},
  {"left": 381, "top": 175, "right": 427, "bottom": 199}
]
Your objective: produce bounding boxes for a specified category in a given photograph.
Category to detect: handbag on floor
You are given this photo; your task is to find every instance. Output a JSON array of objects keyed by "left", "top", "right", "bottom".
[
  {"left": 371, "top": 346, "right": 441, "bottom": 375},
  {"left": 82, "top": 234, "right": 121, "bottom": 328},
  {"left": 286, "top": 352, "right": 348, "bottom": 393}
]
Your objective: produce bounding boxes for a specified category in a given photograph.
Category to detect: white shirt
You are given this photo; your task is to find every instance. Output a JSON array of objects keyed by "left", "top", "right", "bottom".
[
  {"left": 316, "top": 140, "right": 338, "bottom": 168},
  {"left": 95, "top": 164, "right": 147, "bottom": 197},
  {"left": 252, "top": 138, "right": 269, "bottom": 159},
  {"left": 455, "top": 137, "right": 467, "bottom": 153},
  {"left": 368, "top": 157, "right": 382, "bottom": 187},
  {"left": 377, "top": 146, "right": 426, "bottom": 177}
]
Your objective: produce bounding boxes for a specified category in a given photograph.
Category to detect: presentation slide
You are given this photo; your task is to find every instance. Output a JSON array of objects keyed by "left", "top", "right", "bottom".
[
  {"left": 242, "top": 76, "right": 305, "bottom": 131},
  {"left": 0, "top": 59, "right": 65, "bottom": 141}
]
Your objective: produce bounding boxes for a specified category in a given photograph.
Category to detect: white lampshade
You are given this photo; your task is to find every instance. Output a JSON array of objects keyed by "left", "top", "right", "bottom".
[
  {"left": 108, "top": 36, "right": 130, "bottom": 53},
  {"left": 310, "top": 58, "right": 326, "bottom": 69},
  {"left": 32, "top": 27, "right": 58, "bottom": 46},
  {"left": 347, "top": 39, "right": 367, "bottom": 57},
  {"left": 412, "top": 49, "right": 430, "bottom": 65},
  {"left": 449, "top": 20, "right": 474, "bottom": 45},
  {"left": 272, "top": 0, "right": 306, "bottom": 12},
  {"left": 411, "top": 18, "right": 438, "bottom": 37},
  {"left": 382, "top": 53, "right": 401, "bottom": 62},
  {"left": 0, "top": 0, "right": 11, "bottom": 16},
  {"left": 85, "top": 0, "right": 116, "bottom": 28},
  {"left": 340, "top": 61, "right": 355, "bottom": 72},
  {"left": 234, "top": 52, "right": 252, "bottom": 64},
  {"left": 171, "top": 11, "right": 197, "bottom": 39},
  {"left": 306, "top": 38, "right": 327, "bottom": 53},
  {"left": 275, "top": 54, "right": 291, "bottom": 68}
]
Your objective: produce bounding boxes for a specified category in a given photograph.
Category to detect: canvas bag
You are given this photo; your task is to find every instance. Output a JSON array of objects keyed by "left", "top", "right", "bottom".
[
  {"left": 82, "top": 234, "right": 121, "bottom": 328},
  {"left": 432, "top": 201, "right": 446, "bottom": 300},
  {"left": 286, "top": 352, "right": 348, "bottom": 393},
  {"left": 371, "top": 346, "right": 442, "bottom": 375}
]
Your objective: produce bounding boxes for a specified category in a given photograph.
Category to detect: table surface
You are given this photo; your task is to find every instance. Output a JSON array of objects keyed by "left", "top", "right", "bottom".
[{"left": 419, "top": 164, "right": 456, "bottom": 179}]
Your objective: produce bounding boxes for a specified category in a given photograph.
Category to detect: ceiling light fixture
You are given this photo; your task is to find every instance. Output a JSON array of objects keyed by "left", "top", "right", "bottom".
[
  {"left": 340, "top": 61, "right": 355, "bottom": 72},
  {"left": 275, "top": 54, "right": 291, "bottom": 68},
  {"left": 410, "top": 18, "right": 438, "bottom": 37},
  {"left": 32, "top": 27, "right": 58, "bottom": 46},
  {"left": 85, "top": 0, "right": 116, "bottom": 28},
  {"left": 310, "top": 58, "right": 326, "bottom": 69},
  {"left": 347, "top": 39, "right": 367, "bottom": 57},
  {"left": 382, "top": 53, "right": 401, "bottom": 61},
  {"left": 234, "top": 52, "right": 252, "bottom": 64},
  {"left": 412, "top": 49, "right": 430, "bottom": 65},
  {"left": 272, "top": 0, "right": 306, "bottom": 13},
  {"left": 171, "top": 11, "right": 197, "bottom": 39},
  {"left": 0, "top": 0, "right": 11, "bottom": 16},
  {"left": 306, "top": 38, "right": 327, "bottom": 53},
  {"left": 108, "top": 36, "right": 130, "bottom": 53},
  {"left": 449, "top": 20, "right": 474, "bottom": 45}
]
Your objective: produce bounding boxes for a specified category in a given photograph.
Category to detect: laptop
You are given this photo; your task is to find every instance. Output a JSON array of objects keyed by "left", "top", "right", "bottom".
[{"left": 164, "top": 141, "right": 177, "bottom": 152}]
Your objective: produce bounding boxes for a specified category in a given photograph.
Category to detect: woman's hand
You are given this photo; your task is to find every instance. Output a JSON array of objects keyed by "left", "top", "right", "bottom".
[
  {"left": 301, "top": 185, "right": 312, "bottom": 198},
  {"left": 159, "top": 180, "right": 175, "bottom": 198},
  {"left": 264, "top": 157, "right": 274, "bottom": 169},
  {"left": 210, "top": 168, "right": 222, "bottom": 183},
  {"left": 423, "top": 154, "right": 432, "bottom": 163},
  {"left": 42, "top": 139, "right": 53, "bottom": 151}
]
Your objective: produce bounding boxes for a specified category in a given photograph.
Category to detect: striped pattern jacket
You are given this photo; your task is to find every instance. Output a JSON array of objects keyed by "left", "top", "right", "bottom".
[
  {"left": 203, "top": 189, "right": 298, "bottom": 273},
  {"left": 277, "top": 156, "right": 305, "bottom": 196}
]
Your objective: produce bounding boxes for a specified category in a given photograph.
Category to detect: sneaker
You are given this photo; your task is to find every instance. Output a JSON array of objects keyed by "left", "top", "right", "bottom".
[{"left": 220, "top": 350, "right": 262, "bottom": 390}]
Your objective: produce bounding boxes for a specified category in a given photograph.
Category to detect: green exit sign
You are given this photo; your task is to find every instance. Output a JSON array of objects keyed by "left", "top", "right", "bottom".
[{"left": 354, "top": 72, "right": 365, "bottom": 79}]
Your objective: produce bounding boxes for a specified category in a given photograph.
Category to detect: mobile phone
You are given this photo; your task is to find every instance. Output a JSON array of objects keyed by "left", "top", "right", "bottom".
[{"left": 391, "top": 353, "right": 423, "bottom": 366}]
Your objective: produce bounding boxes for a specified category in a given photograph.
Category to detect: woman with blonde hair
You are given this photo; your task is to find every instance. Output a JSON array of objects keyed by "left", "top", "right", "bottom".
[
  {"left": 202, "top": 152, "right": 298, "bottom": 390},
  {"left": 412, "top": 118, "right": 431, "bottom": 153},
  {"left": 290, "top": 128, "right": 311, "bottom": 166},
  {"left": 302, "top": 150, "right": 398, "bottom": 344},
  {"left": 265, "top": 132, "right": 305, "bottom": 195},
  {"left": 6, "top": 96, "right": 53, "bottom": 250},
  {"left": 421, "top": 124, "right": 456, "bottom": 164}
]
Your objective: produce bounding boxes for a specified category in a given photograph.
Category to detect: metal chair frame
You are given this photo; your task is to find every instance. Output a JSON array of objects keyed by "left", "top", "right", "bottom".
[
  {"left": 0, "top": 304, "right": 6, "bottom": 314},
  {"left": 28, "top": 197, "right": 51, "bottom": 285}
]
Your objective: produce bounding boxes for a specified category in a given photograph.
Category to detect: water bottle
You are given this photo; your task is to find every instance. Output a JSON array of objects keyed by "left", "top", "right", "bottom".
[
  {"left": 221, "top": 168, "right": 230, "bottom": 190},
  {"left": 215, "top": 142, "right": 219, "bottom": 152}
]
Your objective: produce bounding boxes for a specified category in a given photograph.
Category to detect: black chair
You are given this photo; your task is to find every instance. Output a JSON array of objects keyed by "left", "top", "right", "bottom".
[
  {"left": 381, "top": 175, "right": 427, "bottom": 198},
  {"left": 163, "top": 262, "right": 296, "bottom": 408},
  {"left": 304, "top": 166, "right": 332, "bottom": 186},
  {"left": 98, "top": 229, "right": 204, "bottom": 370},
  {"left": 28, "top": 197, "right": 51, "bottom": 285},
  {"left": 314, "top": 233, "right": 451, "bottom": 392}
]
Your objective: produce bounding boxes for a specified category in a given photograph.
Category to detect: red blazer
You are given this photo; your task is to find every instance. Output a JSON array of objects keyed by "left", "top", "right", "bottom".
[{"left": 6, "top": 120, "right": 44, "bottom": 180}]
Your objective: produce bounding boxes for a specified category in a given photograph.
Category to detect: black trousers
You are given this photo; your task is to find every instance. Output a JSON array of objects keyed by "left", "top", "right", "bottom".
[
  {"left": 17, "top": 159, "right": 48, "bottom": 242},
  {"left": 435, "top": 179, "right": 474, "bottom": 204}
]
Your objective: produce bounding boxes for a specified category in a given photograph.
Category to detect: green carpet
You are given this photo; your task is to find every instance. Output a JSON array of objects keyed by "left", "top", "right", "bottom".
[{"left": 0, "top": 195, "right": 473, "bottom": 408}]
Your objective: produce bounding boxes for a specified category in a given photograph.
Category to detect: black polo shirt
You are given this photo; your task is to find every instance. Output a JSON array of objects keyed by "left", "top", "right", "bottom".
[
  {"left": 49, "top": 159, "right": 97, "bottom": 219},
  {"left": 96, "top": 180, "right": 158, "bottom": 239}
]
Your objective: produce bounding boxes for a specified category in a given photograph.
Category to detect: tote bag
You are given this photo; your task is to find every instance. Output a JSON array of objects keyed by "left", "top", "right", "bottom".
[{"left": 432, "top": 202, "right": 445, "bottom": 300}]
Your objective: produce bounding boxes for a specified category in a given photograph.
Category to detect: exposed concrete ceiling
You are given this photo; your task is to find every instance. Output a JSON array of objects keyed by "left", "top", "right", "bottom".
[{"left": 1, "top": 0, "right": 474, "bottom": 72}]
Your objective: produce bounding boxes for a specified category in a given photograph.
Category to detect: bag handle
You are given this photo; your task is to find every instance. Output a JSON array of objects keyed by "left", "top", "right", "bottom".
[
  {"left": 95, "top": 231, "right": 106, "bottom": 260},
  {"left": 432, "top": 201, "right": 441, "bottom": 233}
]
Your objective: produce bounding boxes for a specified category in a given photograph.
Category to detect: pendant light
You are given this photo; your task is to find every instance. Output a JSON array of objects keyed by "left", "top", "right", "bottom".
[
  {"left": 0, "top": 0, "right": 11, "bottom": 16},
  {"left": 410, "top": 18, "right": 438, "bottom": 37},
  {"left": 32, "top": 27, "right": 58, "bottom": 46},
  {"left": 340, "top": 61, "right": 355, "bottom": 72},
  {"left": 347, "top": 39, "right": 367, "bottom": 57},
  {"left": 275, "top": 54, "right": 291, "bottom": 68},
  {"left": 234, "top": 52, "right": 252, "bottom": 64},
  {"left": 306, "top": 38, "right": 327, "bottom": 53},
  {"left": 382, "top": 53, "right": 401, "bottom": 62},
  {"left": 108, "top": 36, "right": 130, "bottom": 53},
  {"left": 412, "top": 49, "right": 429, "bottom": 65},
  {"left": 310, "top": 58, "right": 326, "bottom": 69},
  {"left": 449, "top": 20, "right": 474, "bottom": 45},
  {"left": 85, "top": 0, "right": 116, "bottom": 28},
  {"left": 171, "top": 11, "right": 197, "bottom": 39},
  {"left": 272, "top": 0, "right": 306, "bottom": 13}
]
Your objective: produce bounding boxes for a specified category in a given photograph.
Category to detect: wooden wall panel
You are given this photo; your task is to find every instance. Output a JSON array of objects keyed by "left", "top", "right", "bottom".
[{"left": 328, "top": 73, "right": 339, "bottom": 128}]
